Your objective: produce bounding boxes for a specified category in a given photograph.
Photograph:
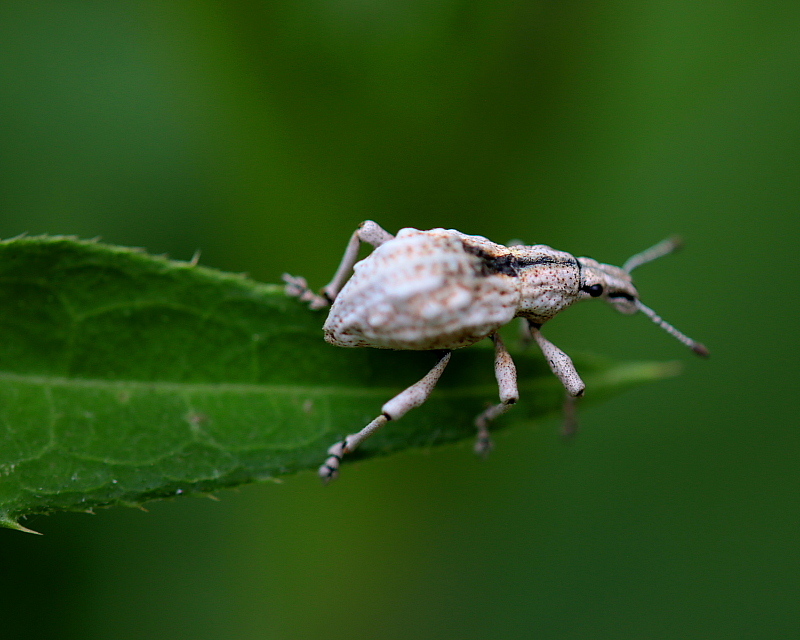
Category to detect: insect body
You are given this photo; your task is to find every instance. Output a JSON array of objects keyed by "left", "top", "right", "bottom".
[{"left": 283, "top": 221, "right": 708, "bottom": 482}]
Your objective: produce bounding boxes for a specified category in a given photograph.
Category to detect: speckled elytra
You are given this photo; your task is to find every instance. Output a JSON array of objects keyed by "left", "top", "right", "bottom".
[{"left": 284, "top": 221, "right": 708, "bottom": 482}]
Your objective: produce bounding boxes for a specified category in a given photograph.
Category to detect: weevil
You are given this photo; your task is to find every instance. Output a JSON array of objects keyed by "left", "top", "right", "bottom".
[{"left": 283, "top": 221, "right": 708, "bottom": 482}]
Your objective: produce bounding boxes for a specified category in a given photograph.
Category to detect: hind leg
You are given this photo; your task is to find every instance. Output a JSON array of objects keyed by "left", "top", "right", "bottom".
[
  {"left": 283, "top": 220, "right": 394, "bottom": 309},
  {"left": 319, "top": 351, "right": 452, "bottom": 483}
]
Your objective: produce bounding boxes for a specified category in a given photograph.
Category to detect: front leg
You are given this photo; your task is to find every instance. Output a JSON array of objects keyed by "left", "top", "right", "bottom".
[
  {"left": 529, "top": 322, "right": 585, "bottom": 435},
  {"left": 283, "top": 220, "right": 394, "bottom": 309},
  {"left": 474, "top": 333, "right": 519, "bottom": 455},
  {"left": 528, "top": 324, "right": 585, "bottom": 397}
]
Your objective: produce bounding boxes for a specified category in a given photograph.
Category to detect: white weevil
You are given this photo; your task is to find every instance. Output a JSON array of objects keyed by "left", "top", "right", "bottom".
[{"left": 283, "top": 221, "right": 708, "bottom": 482}]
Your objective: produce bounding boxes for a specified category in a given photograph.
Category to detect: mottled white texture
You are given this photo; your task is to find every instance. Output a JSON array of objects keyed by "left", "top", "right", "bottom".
[
  {"left": 282, "top": 222, "right": 708, "bottom": 482},
  {"left": 324, "top": 228, "right": 519, "bottom": 350}
]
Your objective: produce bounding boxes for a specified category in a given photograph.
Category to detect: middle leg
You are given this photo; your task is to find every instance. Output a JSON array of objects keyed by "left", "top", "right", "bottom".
[{"left": 474, "top": 333, "right": 519, "bottom": 455}]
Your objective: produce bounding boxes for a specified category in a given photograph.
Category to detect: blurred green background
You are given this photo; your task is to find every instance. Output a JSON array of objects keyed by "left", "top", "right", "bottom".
[{"left": 1, "top": 2, "right": 798, "bottom": 638}]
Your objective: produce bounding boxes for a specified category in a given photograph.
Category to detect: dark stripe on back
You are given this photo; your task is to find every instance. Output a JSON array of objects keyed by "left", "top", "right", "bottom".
[
  {"left": 516, "top": 255, "right": 577, "bottom": 269},
  {"left": 462, "top": 241, "right": 579, "bottom": 278},
  {"left": 461, "top": 243, "right": 520, "bottom": 276}
]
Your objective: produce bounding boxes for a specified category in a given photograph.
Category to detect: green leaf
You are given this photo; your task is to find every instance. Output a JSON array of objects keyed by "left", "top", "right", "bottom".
[{"left": 0, "top": 236, "right": 679, "bottom": 530}]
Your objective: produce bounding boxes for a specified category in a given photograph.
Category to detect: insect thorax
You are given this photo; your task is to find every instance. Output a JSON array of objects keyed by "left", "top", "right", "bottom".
[{"left": 511, "top": 245, "right": 581, "bottom": 325}]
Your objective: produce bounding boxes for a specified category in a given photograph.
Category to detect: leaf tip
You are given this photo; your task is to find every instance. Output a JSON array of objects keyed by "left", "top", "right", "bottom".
[
  {"left": 651, "top": 360, "right": 684, "bottom": 379},
  {"left": 0, "top": 515, "right": 42, "bottom": 535}
]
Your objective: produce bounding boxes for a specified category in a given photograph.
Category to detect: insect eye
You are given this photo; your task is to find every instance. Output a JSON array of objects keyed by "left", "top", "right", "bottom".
[{"left": 584, "top": 284, "right": 604, "bottom": 297}]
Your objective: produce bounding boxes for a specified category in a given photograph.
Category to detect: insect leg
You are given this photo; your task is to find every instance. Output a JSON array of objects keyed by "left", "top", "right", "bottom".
[
  {"left": 320, "top": 220, "right": 394, "bottom": 303},
  {"left": 281, "top": 274, "right": 330, "bottom": 310},
  {"left": 528, "top": 324, "right": 585, "bottom": 435},
  {"left": 529, "top": 324, "right": 585, "bottom": 397},
  {"left": 283, "top": 220, "right": 394, "bottom": 309},
  {"left": 562, "top": 393, "right": 579, "bottom": 437},
  {"left": 518, "top": 317, "right": 534, "bottom": 348},
  {"left": 319, "top": 350, "right": 451, "bottom": 483},
  {"left": 474, "top": 333, "right": 519, "bottom": 456}
]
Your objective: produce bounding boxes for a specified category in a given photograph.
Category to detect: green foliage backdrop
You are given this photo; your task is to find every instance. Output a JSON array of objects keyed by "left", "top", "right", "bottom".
[{"left": 1, "top": 2, "right": 798, "bottom": 639}]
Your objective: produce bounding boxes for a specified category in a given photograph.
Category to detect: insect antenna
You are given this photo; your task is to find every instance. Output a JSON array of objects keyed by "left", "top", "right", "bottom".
[
  {"left": 623, "top": 236, "right": 683, "bottom": 273},
  {"left": 636, "top": 300, "right": 709, "bottom": 357},
  {"left": 622, "top": 236, "right": 709, "bottom": 357}
]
